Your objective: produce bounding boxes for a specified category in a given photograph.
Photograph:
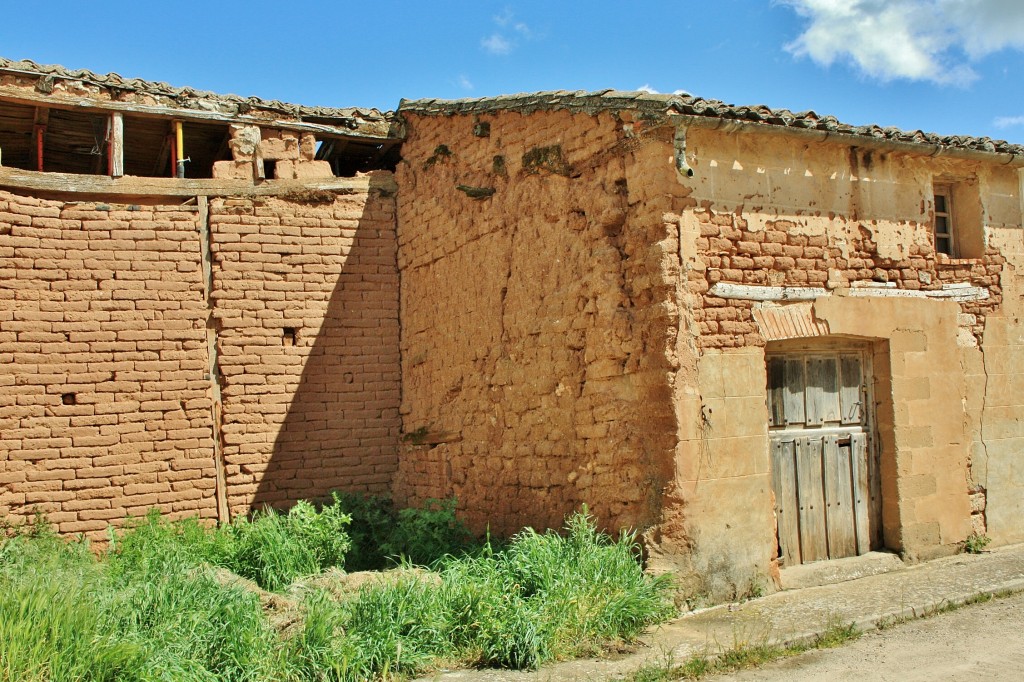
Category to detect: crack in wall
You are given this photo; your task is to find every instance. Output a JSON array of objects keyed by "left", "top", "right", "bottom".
[{"left": 197, "top": 195, "right": 229, "bottom": 524}]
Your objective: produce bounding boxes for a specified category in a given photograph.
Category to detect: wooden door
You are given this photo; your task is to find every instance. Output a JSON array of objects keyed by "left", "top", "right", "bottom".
[{"left": 767, "top": 352, "right": 881, "bottom": 566}]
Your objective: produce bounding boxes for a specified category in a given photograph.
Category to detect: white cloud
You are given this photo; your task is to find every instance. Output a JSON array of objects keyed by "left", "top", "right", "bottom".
[
  {"left": 781, "top": 0, "right": 1024, "bottom": 85},
  {"left": 458, "top": 75, "right": 474, "bottom": 91},
  {"left": 481, "top": 33, "right": 512, "bottom": 55},
  {"left": 994, "top": 115, "right": 1024, "bottom": 128},
  {"left": 494, "top": 7, "right": 514, "bottom": 27},
  {"left": 482, "top": 8, "right": 534, "bottom": 55},
  {"left": 636, "top": 85, "right": 691, "bottom": 96}
]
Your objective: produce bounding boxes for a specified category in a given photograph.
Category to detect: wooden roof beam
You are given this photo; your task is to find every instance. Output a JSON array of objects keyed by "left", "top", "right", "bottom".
[{"left": 0, "top": 86, "right": 399, "bottom": 142}]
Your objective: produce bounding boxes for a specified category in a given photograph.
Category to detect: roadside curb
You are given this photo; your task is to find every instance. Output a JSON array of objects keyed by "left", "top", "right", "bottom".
[{"left": 418, "top": 543, "right": 1024, "bottom": 681}]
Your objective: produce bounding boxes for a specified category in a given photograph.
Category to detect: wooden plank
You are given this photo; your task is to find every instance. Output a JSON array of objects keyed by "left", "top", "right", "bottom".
[
  {"left": 0, "top": 85, "right": 397, "bottom": 141},
  {"left": 869, "top": 434, "right": 884, "bottom": 548},
  {"left": 840, "top": 355, "right": 863, "bottom": 425},
  {"left": 783, "top": 358, "right": 805, "bottom": 426},
  {"left": 820, "top": 357, "right": 840, "bottom": 423},
  {"left": 767, "top": 356, "right": 785, "bottom": 427},
  {"left": 708, "top": 282, "right": 829, "bottom": 301},
  {"left": 0, "top": 166, "right": 395, "bottom": 198},
  {"left": 771, "top": 438, "right": 802, "bottom": 567},
  {"left": 849, "top": 286, "right": 990, "bottom": 302},
  {"left": 805, "top": 357, "right": 825, "bottom": 426},
  {"left": 796, "top": 436, "right": 828, "bottom": 562},
  {"left": 823, "top": 435, "right": 857, "bottom": 558},
  {"left": 32, "top": 107, "right": 48, "bottom": 172},
  {"left": 851, "top": 432, "right": 872, "bottom": 555},
  {"left": 109, "top": 112, "right": 124, "bottom": 178},
  {"left": 152, "top": 134, "right": 171, "bottom": 177}
]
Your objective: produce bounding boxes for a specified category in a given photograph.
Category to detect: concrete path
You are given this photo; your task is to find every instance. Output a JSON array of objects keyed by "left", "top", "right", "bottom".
[
  {"left": 715, "top": 590, "right": 1024, "bottom": 681},
  {"left": 415, "top": 542, "right": 1024, "bottom": 682}
]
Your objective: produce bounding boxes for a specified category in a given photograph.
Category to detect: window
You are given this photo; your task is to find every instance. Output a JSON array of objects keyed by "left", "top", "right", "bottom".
[
  {"left": 932, "top": 179, "right": 983, "bottom": 259},
  {"left": 933, "top": 184, "right": 955, "bottom": 256}
]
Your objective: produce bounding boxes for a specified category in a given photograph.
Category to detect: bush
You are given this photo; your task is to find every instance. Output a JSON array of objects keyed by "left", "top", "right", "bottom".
[
  {"left": 330, "top": 493, "right": 395, "bottom": 572},
  {"left": 380, "top": 497, "right": 473, "bottom": 567},
  {"left": 337, "top": 495, "right": 473, "bottom": 570}
]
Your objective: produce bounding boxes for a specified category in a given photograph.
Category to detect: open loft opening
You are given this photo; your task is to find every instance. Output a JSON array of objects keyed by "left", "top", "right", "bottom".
[
  {"left": 314, "top": 134, "right": 400, "bottom": 175},
  {"left": 0, "top": 106, "right": 399, "bottom": 180}
]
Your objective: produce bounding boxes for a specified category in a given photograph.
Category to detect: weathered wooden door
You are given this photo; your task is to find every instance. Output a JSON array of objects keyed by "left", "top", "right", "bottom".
[{"left": 767, "top": 351, "right": 881, "bottom": 566}]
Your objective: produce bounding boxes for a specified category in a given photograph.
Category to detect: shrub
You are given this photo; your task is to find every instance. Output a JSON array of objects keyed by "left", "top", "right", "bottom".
[
  {"left": 380, "top": 497, "right": 473, "bottom": 567},
  {"left": 963, "top": 533, "right": 991, "bottom": 554},
  {"left": 336, "top": 494, "right": 474, "bottom": 570},
  {"left": 330, "top": 493, "right": 395, "bottom": 571}
]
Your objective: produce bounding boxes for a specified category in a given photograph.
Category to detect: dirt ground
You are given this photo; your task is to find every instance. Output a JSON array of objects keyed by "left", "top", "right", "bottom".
[{"left": 714, "top": 590, "right": 1024, "bottom": 681}]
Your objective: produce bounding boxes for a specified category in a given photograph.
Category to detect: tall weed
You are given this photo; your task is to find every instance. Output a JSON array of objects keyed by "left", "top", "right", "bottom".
[
  {"left": 222, "top": 499, "right": 351, "bottom": 591},
  {"left": 1, "top": 504, "right": 673, "bottom": 680},
  {"left": 0, "top": 547, "right": 140, "bottom": 682}
]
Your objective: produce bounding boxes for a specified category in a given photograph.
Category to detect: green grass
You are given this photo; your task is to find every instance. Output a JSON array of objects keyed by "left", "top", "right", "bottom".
[
  {"left": 628, "top": 622, "right": 861, "bottom": 681},
  {"left": 0, "top": 504, "right": 673, "bottom": 682}
]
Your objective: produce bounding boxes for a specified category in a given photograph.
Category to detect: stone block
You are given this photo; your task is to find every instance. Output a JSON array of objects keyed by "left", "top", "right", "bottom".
[
  {"left": 212, "top": 161, "right": 254, "bottom": 180},
  {"left": 300, "top": 133, "right": 317, "bottom": 161},
  {"left": 229, "top": 125, "right": 260, "bottom": 160},
  {"left": 259, "top": 131, "right": 300, "bottom": 160}
]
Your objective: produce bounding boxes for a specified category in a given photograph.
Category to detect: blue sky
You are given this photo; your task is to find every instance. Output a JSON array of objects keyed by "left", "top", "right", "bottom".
[{"left": 4, "top": 1, "right": 1024, "bottom": 142}]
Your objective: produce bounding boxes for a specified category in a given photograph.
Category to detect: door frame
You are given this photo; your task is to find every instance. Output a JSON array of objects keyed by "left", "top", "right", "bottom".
[{"left": 765, "top": 337, "right": 883, "bottom": 566}]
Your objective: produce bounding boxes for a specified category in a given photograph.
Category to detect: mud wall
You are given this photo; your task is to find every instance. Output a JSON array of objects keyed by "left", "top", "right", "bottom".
[
  {"left": 662, "top": 126, "right": 1021, "bottom": 590},
  {"left": 209, "top": 188, "right": 401, "bottom": 516},
  {"left": 394, "top": 109, "right": 679, "bottom": 535},
  {"left": 0, "top": 180, "right": 401, "bottom": 539},
  {"left": 0, "top": 191, "right": 217, "bottom": 535}
]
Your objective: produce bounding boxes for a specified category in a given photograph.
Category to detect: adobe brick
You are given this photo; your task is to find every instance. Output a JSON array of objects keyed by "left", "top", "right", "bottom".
[{"left": 773, "top": 257, "right": 796, "bottom": 270}]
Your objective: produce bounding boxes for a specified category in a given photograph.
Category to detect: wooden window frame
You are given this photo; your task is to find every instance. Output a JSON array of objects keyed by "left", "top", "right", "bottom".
[{"left": 933, "top": 183, "right": 956, "bottom": 257}]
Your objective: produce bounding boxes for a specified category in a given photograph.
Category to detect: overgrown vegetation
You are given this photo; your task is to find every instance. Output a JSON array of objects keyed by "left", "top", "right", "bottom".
[
  {"left": 0, "top": 502, "right": 672, "bottom": 682},
  {"left": 337, "top": 494, "right": 473, "bottom": 571}
]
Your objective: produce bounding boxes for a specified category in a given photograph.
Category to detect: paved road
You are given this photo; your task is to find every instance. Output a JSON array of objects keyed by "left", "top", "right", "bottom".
[{"left": 715, "top": 590, "right": 1024, "bottom": 681}]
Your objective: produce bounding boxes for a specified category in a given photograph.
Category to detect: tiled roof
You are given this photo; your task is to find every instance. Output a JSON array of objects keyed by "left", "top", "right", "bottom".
[
  {"left": 0, "top": 57, "right": 392, "bottom": 126},
  {"left": 399, "top": 90, "right": 1024, "bottom": 158}
]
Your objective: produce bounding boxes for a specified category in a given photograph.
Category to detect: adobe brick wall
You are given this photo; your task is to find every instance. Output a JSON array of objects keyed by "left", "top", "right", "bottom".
[
  {"left": 0, "top": 190, "right": 218, "bottom": 537},
  {"left": 208, "top": 187, "right": 401, "bottom": 516},
  {"left": 1, "top": 179, "right": 401, "bottom": 538},
  {"left": 394, "top": 110, "right": 679, "bottom": 535},
  {"left": 690, "top": 214, "right": 1003, "bottom": 350},
  {"left": 668, "top": 129, "right": 1007, "bottom": 351},
  {"left": 657, "top": 127, "right": 1021, "bottom": 583}
]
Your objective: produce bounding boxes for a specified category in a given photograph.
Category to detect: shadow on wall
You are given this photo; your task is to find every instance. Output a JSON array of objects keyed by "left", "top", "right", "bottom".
[{"left": 207, "top": 187, "right": 401, "bottom": 517}]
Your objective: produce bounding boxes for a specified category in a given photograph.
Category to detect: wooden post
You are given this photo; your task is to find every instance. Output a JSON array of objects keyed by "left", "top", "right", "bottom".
[
  {"left": 109, "top": 112, "right": 124, "bottom": 178},
  {"left": 253, "top": 148, "right": 266, "bottom": 180},
  {"left": 173, "top": 120, "right": 185, "bottom": 178},
  {"left": 32, "top": 107, "right": 48, "bottom": 172}
]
